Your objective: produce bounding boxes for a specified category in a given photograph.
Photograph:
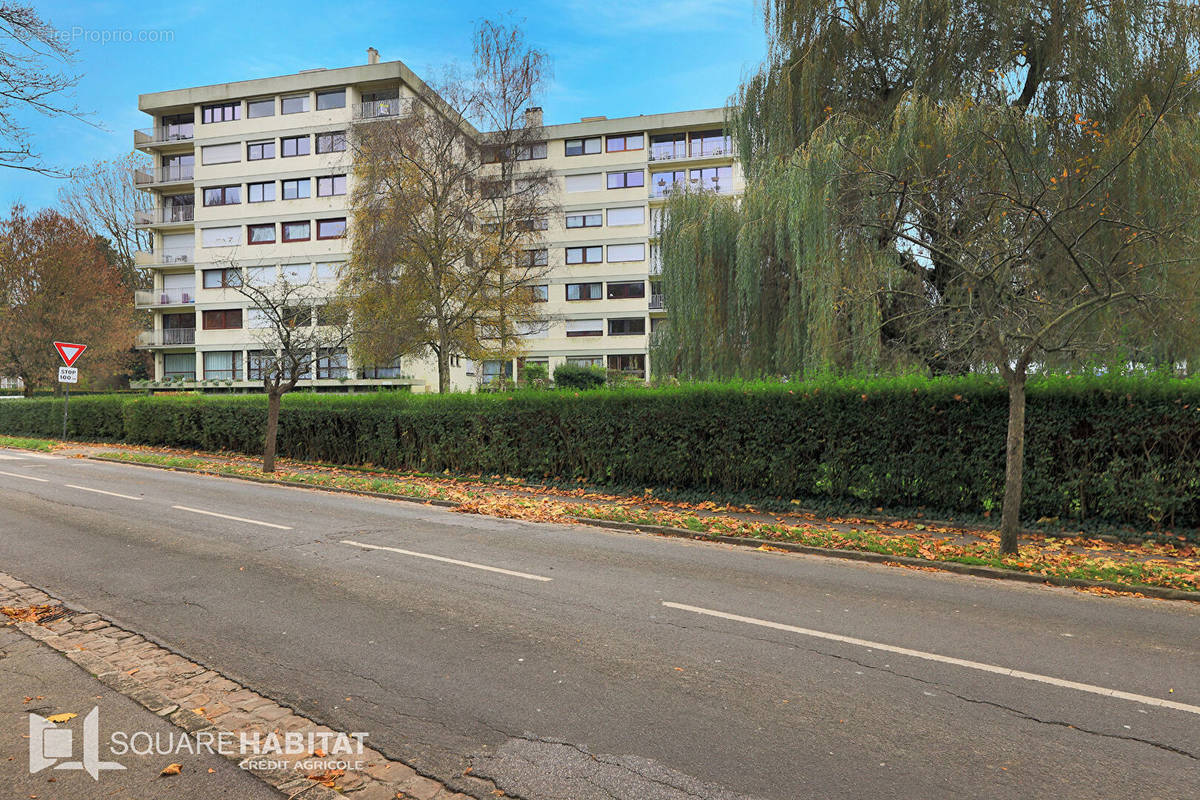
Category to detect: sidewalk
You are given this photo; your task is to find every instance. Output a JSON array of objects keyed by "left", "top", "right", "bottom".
[{"left": 0, "top": 624, "right": 281, "bottom": 799}]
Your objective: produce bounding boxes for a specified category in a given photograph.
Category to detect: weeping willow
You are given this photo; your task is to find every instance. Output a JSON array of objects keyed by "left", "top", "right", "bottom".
[{"left": 653, "top": 0, "right": 1200, "bottom": 380}]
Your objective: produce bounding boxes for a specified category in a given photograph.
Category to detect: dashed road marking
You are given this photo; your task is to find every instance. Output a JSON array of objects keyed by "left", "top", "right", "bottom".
[{"left": 341, "top": 539, "right": 553, "bottom": 582}]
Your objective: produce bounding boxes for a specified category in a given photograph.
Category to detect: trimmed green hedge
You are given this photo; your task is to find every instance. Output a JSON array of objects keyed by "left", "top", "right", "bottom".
[{"left": 3, "top": 375, "right": 1199, "bottom": 533}]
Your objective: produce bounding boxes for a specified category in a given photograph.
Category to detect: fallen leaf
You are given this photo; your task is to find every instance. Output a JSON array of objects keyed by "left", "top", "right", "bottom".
[
  {"left": 45, "top": 713, "right": 76, "bottom": 724},
  {"left": 160, "top": 763, "right": 182, "bottom": 776}
]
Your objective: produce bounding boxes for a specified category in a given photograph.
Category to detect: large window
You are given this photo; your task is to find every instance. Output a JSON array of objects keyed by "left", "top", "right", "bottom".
[
  {"left": 161, "top": 154, "right": 194, "bottom": 181},
  {"left": 201, "top": 143, "right": 240, "bottom": 165},
  {"left": 565, "top": 137, "right": 602, "bottom": 156},
  {"left": 282, "top": 221, "right": 311, "bottom": 242},
  {"left": 316, "top": 348, "right": 348, "bottom": 379},
  {"left": 529, "top": 284, "right": 549, "bottom": 302},
  {"left": 315, "top": 262, "right": 343, "bottom": 282},
  {"left": 607, "top": 281, "right": 645, "bottom": 299},
  {"left": 316, "top": 175, "right": 347, "bottom": 196},
  {"left": 202, "top": 309, "right": 242, "bottom": 330},
  {"left": 517, "top": 142, "right": 548, "bottom": 160},
  {"left": 564, "top": 173, "right": 603, "bottom": 193},
  {"left": 565, "top": 246, "right": 602, "bottom": 265},
  {"left": 565, "top": 319, "right": 603, "bottom": 337},
  {"left": 689, "top": 165, "right": 733, "bottom": 192},
  {"left": 247, "top": 350, "right": 273, "bottom": 380},
  {"left": 203, "top": 351, "right": 242, "bottom": 381},
  {"left": 607, "top": 243, "right": 646, "bottom": 262},
  {"left": 361, "top": 359, "right": 405, "bottom": 379},
  {"left": 566, "top": 211, "right": 602, "bottom": 229},
  {"left": 650, "top": 132, "right": 686, "bottom": 161},
  {"left": 316, "top": 89, "right": 346, "bottom": 110},
  {"left": 317, "top": 218, "right": 346, "bottom": 239},
  {"left": 608, "top": 353, "right": 646, "bottom": 376},
  {"left": 608, "top": 317, "right": 646, "bottom": 336},
  {"left": 248, "top": 181, "right": 275, "bottom": 203},
  {"left": 281, "top": 94, "right": 310, "bottom": 114},
  {"left": 247, "top": 140, "right": 275, "bottom": 161},
  {"left": 566, "top": 282, "right": 602, "bottom": 301},
  {"left": 606, "top": 133, "right": 643, "bottom": 152},
  {"left": 281, "top": 135, "right": 310, "bottom": 157},
  {"left": 606, "top": 206, "right": 644, "bottom": 226},
  {"left": 607, "top": 170, "right": 645, "bottom": 189},
  {"left": 202, "top": 102, "right": 239, "bottom": 123},
  {"left": 245, "top": 266, "right": 274, "bottom": 286},
  {"left": 201, "top": 226, "right": 240, "bottom": 247},
  {"left": 316, "top": 131, "right": 347, "bottom": 153},
  {"left": 202, "top": 268, "right": 241, "bottom": 289},
  {"left": 246, "top": 98, "right": 275, "bottom": 118},
  {"left": 163, "top": 353, "right": 195, "bottom": 379},
  {"left": 519, "top": 249, "right": 548, "bottom": 267},
  {"left": 690, "top": 129, "right": 732, "bottom": 157},
  {"left": 282, "top": 178, "right": 310, "bottom": 199},
  {"left": 203, "top": 185, "right": 240, "bottom": 206},
  {"left": 650, "top": 170, "right": 686, "bottom": 197},
  {"left": 247, "top": 223, "right": 276, "bottom": 244}
]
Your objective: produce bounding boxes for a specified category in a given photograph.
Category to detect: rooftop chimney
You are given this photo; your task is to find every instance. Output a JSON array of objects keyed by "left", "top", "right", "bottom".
[
  {"left": 524, "top": 106, "right": 543, "bottom": 127},
  {"left": 367, "top": 47, "right": 380, "bottom": 65}
]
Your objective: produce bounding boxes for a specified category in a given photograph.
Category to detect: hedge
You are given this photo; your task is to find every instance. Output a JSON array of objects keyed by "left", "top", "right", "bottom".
[{"left": 2, "top": 375, "right": 1199, "bottom": 534}]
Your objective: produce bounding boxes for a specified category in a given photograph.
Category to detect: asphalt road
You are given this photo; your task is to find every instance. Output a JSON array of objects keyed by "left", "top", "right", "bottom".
[{"left": 0, "top": 447, "right": 1197, "bottom": 799}]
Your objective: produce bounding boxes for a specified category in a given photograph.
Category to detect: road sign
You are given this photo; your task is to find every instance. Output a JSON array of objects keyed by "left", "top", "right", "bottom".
[
  {"left": 53, "top": 342, "right": 87, "bottom": 367},
  {"left": 58, "top": 367, "right": 78, "bottom": 384}
]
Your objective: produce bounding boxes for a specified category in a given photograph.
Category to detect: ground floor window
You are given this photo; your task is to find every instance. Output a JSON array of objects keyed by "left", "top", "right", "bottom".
[
  {"left": 163, "top": 352, "right": 195, "bottom": 380},
  {"left": 361, "top": 359, "right": 405, "bottom": 379},
  {"left": 607, "top": 353, "right": 645, "bottom": 377},
  {"left": 565, "top": 356, "right": 603, "bottom": 367},
  {"left": 203, "top": 351, "right": 242, "bottom": 381},
  {"left": 481, "top": 359, "right": 514, "bottom": 384},
  {"left": 316, "top": 348, "right": 348, "bottom": 379}
]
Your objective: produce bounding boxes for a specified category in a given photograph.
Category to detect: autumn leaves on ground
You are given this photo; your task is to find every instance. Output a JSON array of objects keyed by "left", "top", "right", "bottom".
[{"left": 4, "top": 435, "right": 1196, "bottom": 597}]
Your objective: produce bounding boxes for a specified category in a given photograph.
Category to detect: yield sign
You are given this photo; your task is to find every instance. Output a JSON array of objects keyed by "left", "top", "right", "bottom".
[{"left": 53, "top": 341, "right": 87, "bottom": 367}]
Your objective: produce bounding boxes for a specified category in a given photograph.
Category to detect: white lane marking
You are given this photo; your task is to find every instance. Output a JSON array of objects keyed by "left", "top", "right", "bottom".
[
  {"left": 0, "top": 470, "right": 49, "bottom": 482},
  {"left": 65, "top": 484, "right": 142, "bottom": 501},
  {"left": 662, "top": 602, "right": 1200, "bottom": 716},
  {"left": 172, "top": 505, "right": 292, "bottom": 530},
  {"left": 341, "top": 539, "right": 553, "bottom": 582}
]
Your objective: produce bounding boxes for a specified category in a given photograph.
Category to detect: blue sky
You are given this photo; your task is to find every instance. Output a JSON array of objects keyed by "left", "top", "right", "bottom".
[{"left": 0, "top": 0, "right": 766, "bottom": 211}]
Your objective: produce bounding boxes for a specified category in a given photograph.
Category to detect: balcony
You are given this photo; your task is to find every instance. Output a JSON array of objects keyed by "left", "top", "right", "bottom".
[
  {"left": 135, "top": 289, "right": 195, "bottom": 308},
  {"left": 648, "top": 142, "right": 734, "bottom": 162},
  {"left": 136, "top": 328, "right": 196, "bottom": 348},
  {"left": 134, "top": 205, "right": 195, "bottom": 228},
  {"left": 352, "top": 97, "right": 414, "bottom": 121},
  {"left": 134, "top": 124, "right": 195, "bottom": 150},
  {"left": 649, "top": 179, "right": 735, "bottom": 199},
  {"left": 649, "top": 293, "right": 665, "bottom": 310},
  {"left": 133, "top": 164, "right": 195, "bottom": 186}
]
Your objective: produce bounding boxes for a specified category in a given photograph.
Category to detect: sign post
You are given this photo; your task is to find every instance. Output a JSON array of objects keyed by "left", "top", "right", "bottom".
[{"left": 53, "top": 342, "right": 87, "bottom": 439}]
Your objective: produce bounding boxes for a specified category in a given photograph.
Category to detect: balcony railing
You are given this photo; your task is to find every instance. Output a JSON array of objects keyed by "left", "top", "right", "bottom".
[
  {"left": 649, "top": 180, "right": 734, "bottom": 199},
  {"left": 134, "top": 124, "right": 195, "bottom": 147},
  {"left": 648, "top": 139, "right": 734, "bottom": 162},
  {"left": 133, "top": 164, "right": 195, "bottom": 185},
  {"left": 137, "top": 328, "right": 195, "bottom": 347},
  {"left": 134, "top": 206, "right": 195, "bottom": 226},
  {"left": 649, "top": 293, "right": 665, "bottom": 310},
  {"left": 353, "top": 97, "right": 414, "bottom": 120},
  {"left": 135, "top": 289, "right": 195, "bottom": 307}
]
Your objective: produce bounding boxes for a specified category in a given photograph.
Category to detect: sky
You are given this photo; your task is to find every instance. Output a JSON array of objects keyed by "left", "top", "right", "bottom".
[{"left": 0, "top": 0, "right": 767, "bottom": 211}]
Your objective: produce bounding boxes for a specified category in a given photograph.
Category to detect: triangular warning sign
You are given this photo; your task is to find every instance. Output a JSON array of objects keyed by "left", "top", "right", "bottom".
[{"left": 53, "top": 341, "right": 87, "bottom": 367}]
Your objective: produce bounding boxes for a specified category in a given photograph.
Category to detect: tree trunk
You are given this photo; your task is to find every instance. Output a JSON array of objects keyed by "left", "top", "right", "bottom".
[
  {"left": 263, "top": 390, "right": 282, "bottom": 473},
  {"left": 437, "top": 337, "right": 451, "bottom": 394},
  {"left": 999, "top": 372, "right": 1028, "bottom": 556}
]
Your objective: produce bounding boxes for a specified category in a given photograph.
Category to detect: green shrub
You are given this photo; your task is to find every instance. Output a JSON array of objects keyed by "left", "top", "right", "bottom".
[{"left": 554, "top": 363, "right": 606, "bottom": 390}]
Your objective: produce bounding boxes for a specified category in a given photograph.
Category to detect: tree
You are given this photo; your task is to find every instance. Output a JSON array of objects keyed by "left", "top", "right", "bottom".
[
  {"left": 234, "top": 266, "right": 352, "bottom": 473},
  {"left": 343, "top": 18, "right": 554, "bottom": 393},
  {"left": 0, "top": 4, "right": 84, "bottom": 174},
  {"left": 58, "top": 154, "right": 154, "bottom": 290},
  {"left": 0, "top": 206, "right": 136, "bottom": 394},
  {"left": 655, "top": 1, "right": 1200, "bottom": 554}
]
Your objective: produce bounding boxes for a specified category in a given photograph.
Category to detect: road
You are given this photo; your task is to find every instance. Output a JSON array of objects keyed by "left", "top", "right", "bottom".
[{"left": 0, "top": 447, "right": 1197, "bottom": 799}]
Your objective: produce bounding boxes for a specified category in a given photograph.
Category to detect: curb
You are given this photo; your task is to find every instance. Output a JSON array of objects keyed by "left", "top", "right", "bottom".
[{"left": 86, "top": 455, "right": 1200, "bottom": 603}]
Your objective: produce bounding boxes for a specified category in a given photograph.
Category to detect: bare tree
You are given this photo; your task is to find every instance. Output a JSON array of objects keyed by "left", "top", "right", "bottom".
[
  {"left": 235, "top": 265, "right": 352, "bottom": 472},
  {"left": 0, "top": 4, "right": 85, "bottom": 174},
  {"left": 58, "top": 153, "right": 154, "bottom": 289},
  {"left": 343, "top": 18, "right": 555, "bottom": 393}
]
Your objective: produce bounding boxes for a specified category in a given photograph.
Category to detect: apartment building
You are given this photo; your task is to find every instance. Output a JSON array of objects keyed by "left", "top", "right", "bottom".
[{"left": 133, "top": 51, "right": 741, "bottom": 391}]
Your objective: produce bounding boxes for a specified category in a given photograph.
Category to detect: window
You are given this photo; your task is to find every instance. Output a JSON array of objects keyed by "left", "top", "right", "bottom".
[
  {"left": 529, "top": 284, "right": 549, "bottom": 302},
  {"left": 607, "top": 281, "right": 645, "bottom": 299},
  {"left": 245, "top": 266, "right": 274, "bottom": 286},
  {"left": 247, "top": 308, "right": 268, "bottom": 329},
  {"left": 315, "top": 348, "right": 348, "bottom": 379},
  {"left": 201, "top": 143, "right": 240, "bottom": 165},
  {"left": 202, "top": 268, "right": 242, "bottom": 289},
  {"left": 316, "top": 89, "right": 346, "bottom": 110},
  {"left": 282, "top": 221, "right": 311, "bottom": 242},
  {"left": 284, "top": 263, "right": 314, "bottom": 282},
  {"left": 607, "top": 169, "right": 644, "bottom": 189},
  {"left": 247, "top": 350, "right": 273, "bottom": 380},
  {"left": 690, "top": 129, "right": 731, "bottom": 157},
  {"left": 361, "top": 359, "right": 405, "bottom": 379},
  {"left": 317, "top": 218, "right": 346, "bottom": 239},
  {"left": 519, "top": 249, "right": 548, "bottom": 267},
  {"left": 281, "top": 306, "right": 311, "bottom": 327},
  {"left": 566, "top": 211, "right": 602, "bottom": 228},
  {"left": 315, "top": 262, "right": 343, "bottom": 282},
  {"left": 317, "top": 304, "right": 349, "bottom": 327},
  {"left": 203, "top": 185, "right": 240, "bottom": 206},
  {"left": 607, "top": 206, "right": 644, "bottom": 226},
  {"left": 565, "top": 137, "right": 602, "bottom": 156},
  {"left": 316, "top": 175, "right": 347, "bottom": 196},
  {"left": 247, "top": 140, "right": 275, "bottom": 161},
  {"left": 565, "top": 319, "right": 603, "bottom": 337},
  {"left": 281, "top": 135, "right": 310, "bottom": 157},
  {"left": 566, "top": 282, "right": 603, "bottom": 300},
  {"left": 689, "top": 165, "right": 733, "bottom": 192},
  {"left": 203, "top": 351, "right": 241, "bottom": 381},
  {"left": 517, "top": 142, "right": 548, "bottom": 160},
  {"left": 650, "top": 170, "right": 686, "bottom": 197},
  {"left": 161, "top": 154, "right": 194, "bottom": 181},
  {"left": 608, "top": 317, "right": 646, "bottom": 335},
  {"left": 606, "top": 133, "right": 643, "bottom": 152},
  {"left": 566, "top": 356, "right": 603, "bottom": 367},
  {"left": 565, "top": 246, "right": 602, "bottom": 265},
  {"left": 202, "top": 102, "right": 239, "bottom": 123},
  {"left": 248, "top": 181, "right": 275, "bottom": 203},
  {"left": 564, "top": 173, "right": 603, "bottom": 193},
  {"left": 246, "top": 98, "right": 275, "bottom": 118},
  {"left": 247, "top": 223, "right": 276, "bottom": 244},
  {"left": 608, "top": 353, "right": 646, "bottom": 376},
  {"left": 608, "top": 243, "right": 646, "bottom": 262},
  {"left": 163, "top": 353, "right": 195, "bottom": 379},
  {"left": 282, "top": 178, "right": 311, "bottom": 200},
  {"left": 650, "top": 132, "right": 686, "bottom": 161},
  {"left": 481, "top": 360, "right": 514, "bottom": 383},
  {"left": 201, "top": 226, "right": 240, "bottom": 247},
  {"left": 281, "top": 94, "right": 309, "bottom": 114},
  {"left": 316, "top": 131, "right": 347, "bottom": 153},
  {"left": 516, "top": 324, "right": 548, "bottom": 340},
  {"left": 202, "top": 309, "right": 242, "bottom": 330}
]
